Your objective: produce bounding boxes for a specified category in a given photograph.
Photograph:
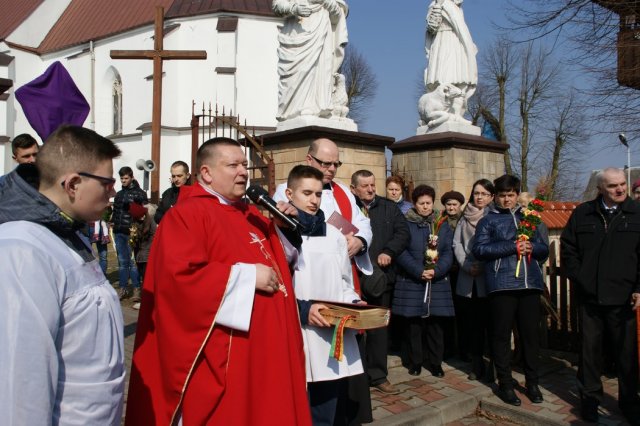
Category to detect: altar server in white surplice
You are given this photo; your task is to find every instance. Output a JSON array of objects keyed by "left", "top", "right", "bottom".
[
  {"left": 285, "top": 165, "right": 364, "bottom": 425},
  {"left": 274, "top": 138, "right": 373, "bottom": 278},
  {"left": 0, "top": 126, "right": 125, "bottom": 425}
]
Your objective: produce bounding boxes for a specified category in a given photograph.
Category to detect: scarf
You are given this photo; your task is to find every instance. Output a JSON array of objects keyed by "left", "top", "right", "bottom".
[
  {"left": 459, "top": 202, "right": 485, "bottom": 247},
  {"left": 445, "top": 212, "right": 462, "bottom": 230},
  {"left": 405, "top": 208, "right": 435, "bottom": 226}
]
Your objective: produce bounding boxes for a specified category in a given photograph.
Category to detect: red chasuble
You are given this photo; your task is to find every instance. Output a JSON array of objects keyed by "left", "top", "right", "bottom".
[{"left": 125, "top": 184, "right": 311, "bottom": 426}]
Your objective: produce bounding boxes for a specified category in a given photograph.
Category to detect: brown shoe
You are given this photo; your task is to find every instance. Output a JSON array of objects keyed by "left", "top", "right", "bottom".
[
  {"left": 373, "top": 380, "right": 400, "bottom": 395},
  {"left": 118, "top": 287, "right": 132, "bottom": 300},
  {"left": 131, "top": 288, "right": 141, "bottom": 303}
]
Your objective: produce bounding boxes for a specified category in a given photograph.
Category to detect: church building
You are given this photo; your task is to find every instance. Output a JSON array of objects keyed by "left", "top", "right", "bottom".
[{"left": 0, "top": 0, "right": 282, "bottom": 191}]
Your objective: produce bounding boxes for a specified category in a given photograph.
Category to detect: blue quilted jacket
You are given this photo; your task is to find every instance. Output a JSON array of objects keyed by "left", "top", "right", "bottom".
[{"left": 472, "top": 205, "right": 548, "bottom": 294}]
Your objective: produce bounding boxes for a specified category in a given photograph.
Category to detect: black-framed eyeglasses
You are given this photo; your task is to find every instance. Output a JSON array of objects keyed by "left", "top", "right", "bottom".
[
  {"left": 309, "top": 154, "right": 342, "bottom": 169},
  {"left": 61, "top": 172, "right": 116, "bottom": 191}
]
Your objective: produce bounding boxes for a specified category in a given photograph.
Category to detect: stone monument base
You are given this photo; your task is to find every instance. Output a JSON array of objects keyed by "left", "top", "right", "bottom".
[
  {"left": 390, "top": 132, "right": 508, "bottom": 208},
  {"left": 276, "top": 115, "right": 358, "bottom": 132},
  {"left": 417, "top": 121, "right": 481, "bottom": 136},
  {"left": 260, "top": 125, "right": 393, "bottom": 192}
]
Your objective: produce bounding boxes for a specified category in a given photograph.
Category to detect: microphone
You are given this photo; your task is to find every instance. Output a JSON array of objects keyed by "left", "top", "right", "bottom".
[{"left": 246, "top": 185, "right": 304, "bottom": 231}]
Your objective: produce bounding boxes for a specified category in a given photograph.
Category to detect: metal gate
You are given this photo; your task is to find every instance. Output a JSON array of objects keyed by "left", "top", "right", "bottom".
[{"left": 190, "top": 102, "right": 275, "bottom": 194}]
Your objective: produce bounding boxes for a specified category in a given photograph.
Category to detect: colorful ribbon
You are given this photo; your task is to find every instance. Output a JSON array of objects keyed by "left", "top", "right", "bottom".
[{"left": 330, "top": 315, "right": 355, "bottom": 361}]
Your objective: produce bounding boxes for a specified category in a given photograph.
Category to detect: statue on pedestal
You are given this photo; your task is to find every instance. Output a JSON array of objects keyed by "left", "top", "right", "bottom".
[
  {"left": 418, "top": 0, "right": 478, "bottom": 135},
  {"left": 273, "top": 0, "right": 356, "bottom": 131}
]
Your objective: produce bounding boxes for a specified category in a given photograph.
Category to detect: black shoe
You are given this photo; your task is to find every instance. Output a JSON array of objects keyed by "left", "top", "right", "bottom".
[
  {"left": 580, "top": 395, "right": 599, "bottom": 423},
  {"left": 620, "top": 402, "right": 640, "bottom": 426},
  {"left": 469, "top": 357, "right": 485, "bottom": 381},
  {"left": 429, "top": 364, "right": 445, "bottom": 378},
  {"left": 526, "top": 383, "right": 543, "bottom": 403},
  {"left": 408, "top": 365, "right": 421, "bottom": 376},
  {"left": 497, "top": 386, "right": 521, "bottom": 406}
]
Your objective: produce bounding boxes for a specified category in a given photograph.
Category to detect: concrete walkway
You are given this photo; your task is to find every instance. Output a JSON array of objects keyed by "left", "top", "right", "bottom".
[{"left": 120, "top": 304, "right": 632, "bottom": 425}]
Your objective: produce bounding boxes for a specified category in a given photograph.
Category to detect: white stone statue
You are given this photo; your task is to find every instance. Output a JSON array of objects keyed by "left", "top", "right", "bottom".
[
  {"left": 273, "top": 0, "right": 356, "bottom": 131},
  {"left": 418, "top": 0, "right": 479, "bottom": 135}
]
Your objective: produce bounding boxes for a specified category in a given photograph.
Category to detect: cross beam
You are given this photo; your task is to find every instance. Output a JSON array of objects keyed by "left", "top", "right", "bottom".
[{"left": 111, "top": 6, "right": 207, "bottom": 202}]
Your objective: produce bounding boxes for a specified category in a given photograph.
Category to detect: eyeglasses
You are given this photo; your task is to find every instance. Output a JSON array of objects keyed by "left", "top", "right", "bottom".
[
  {"left": 61, "top": 172, "right": 116, "bottom": 191},
  {"left": 309, "top": 154, "right": 342, "bottom": 169},
  {"left": 473, "top": 191, "right": 492, "bottom": 198}
]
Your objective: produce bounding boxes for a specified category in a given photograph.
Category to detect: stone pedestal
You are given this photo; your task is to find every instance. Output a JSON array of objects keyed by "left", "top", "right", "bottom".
[
  {"left": 417, "top": 121, "right": 481, "bottom": 136},
  {"left": 260, "top": 126, "right": 394, "bottom": 191},
  {"left": 390, "top": 132, "right": 508, "bottom": 208},
  {"left": 276, "top": 115, "right": 357, "bottom": 132}
]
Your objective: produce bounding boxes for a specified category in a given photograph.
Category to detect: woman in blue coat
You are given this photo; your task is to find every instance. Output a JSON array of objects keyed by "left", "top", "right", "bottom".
[{"left": 392, "top": 185, "right": 455, "bottom": 377}]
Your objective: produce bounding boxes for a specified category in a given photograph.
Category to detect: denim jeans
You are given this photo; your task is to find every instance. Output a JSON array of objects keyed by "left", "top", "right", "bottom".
[
  {"left": 95, "top": 242, "right": 108, "bottom": 275},
  {"left": 114, "top": 232, "right": 140, "bottom": 289}
]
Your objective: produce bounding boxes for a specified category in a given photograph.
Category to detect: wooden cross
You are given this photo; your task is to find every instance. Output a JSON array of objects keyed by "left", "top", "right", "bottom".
[{"left": 110, "top": 6, "right": 207, "bottom": 202}]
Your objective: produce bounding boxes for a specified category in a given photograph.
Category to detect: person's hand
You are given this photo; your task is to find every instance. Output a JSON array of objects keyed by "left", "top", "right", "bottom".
[
  {"left": 308, "top": 304, "right": 331, "bottom": 327},
  {"left": 632, "top": 293, "right": 640, "bottom": 311},
  {"left": 377, "top": 253, "right": 392, "bottom": 267},
  {"left": 273, "top": 201, "right": 298, "bottom": 229},
  {"left": 469, "top": 262, "right": 481, "bottom": 277},
  {"left": 294, "top": 4, "right": 312, "bottom": 17},
  {"left": 517, "top": 240, "right": 532, "bottom": 255},
  {"left": 345, "top": 232, "right": 364, "bottom": 258},
  {"left": 422, "top": 269, "right": 435, "bottom": 281},
  {"left": 354, "top": 300, "right": 367, "bottom": 306},
  {"left": 255, "top": 264, "right": 280, "bottom": 294}
]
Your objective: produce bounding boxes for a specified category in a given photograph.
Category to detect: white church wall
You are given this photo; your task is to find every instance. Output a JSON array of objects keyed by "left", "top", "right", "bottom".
[
  {"left": 236, "top": 17, "right": 280, "bottom": 127},
  {"left": 9, "top": 0, "right": 73, "bottom": 48}
]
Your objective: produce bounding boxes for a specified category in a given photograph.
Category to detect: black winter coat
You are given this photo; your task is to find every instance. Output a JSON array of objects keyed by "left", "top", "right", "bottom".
[
  {"left": 111, "top": 180, "right": 148, "bottom": 234},
  {"left": 357, "top": 196, "right": 410, "bottom": 299},
  {"left": 561, "top": 196, "right": 640, "bottom": 305},
  {"left": 154, "top": 185, "right": 184, "bottom": 224},
  {"left": 393, "top": 210, "right": 455, "bottom": 318}
]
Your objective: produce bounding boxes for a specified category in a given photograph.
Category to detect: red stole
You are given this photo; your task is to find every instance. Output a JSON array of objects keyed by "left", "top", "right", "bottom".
[{"left": 331, "top": 182, "right": 362, "bottom": 296}]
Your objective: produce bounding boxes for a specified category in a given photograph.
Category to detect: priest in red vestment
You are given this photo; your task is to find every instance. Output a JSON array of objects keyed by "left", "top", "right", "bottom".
[{"left": 125, "top": 137, "right": 311, "bottom": 425}]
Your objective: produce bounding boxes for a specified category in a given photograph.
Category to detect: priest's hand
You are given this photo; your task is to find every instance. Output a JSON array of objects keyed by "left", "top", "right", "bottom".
[
  {"left": 346, "top": 232, "right": 364, "bottom": 258},
  {"left": 256, "top": 264, "right": 280, "bottom": 294},
  {"left": 309, "top": 304, "right": 332, "bottom": 327}
]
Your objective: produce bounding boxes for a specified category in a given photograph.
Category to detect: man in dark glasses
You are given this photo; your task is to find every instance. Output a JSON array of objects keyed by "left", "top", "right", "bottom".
[{"left": 0, "top": 125, "right": 126, "bottom": 424}]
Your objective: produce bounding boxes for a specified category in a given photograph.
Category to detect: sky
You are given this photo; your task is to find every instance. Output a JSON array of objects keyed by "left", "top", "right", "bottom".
[{"left": 344, "top": 0, "right": 627, "bottom": 179}]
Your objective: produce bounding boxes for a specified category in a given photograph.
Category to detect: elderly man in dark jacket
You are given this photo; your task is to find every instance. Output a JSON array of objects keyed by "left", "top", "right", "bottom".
[
  {"left": 111, "top": 166, "right": 148, "bottom": 300},
  {"left": 351, "top": 170, "right": 410, "bottom": 394},
  {"left": 561, "top": 167, "right": 640, "bottom": 425},
  {"left": 473, "top": 174, "right": 548, "bottom": 407}
]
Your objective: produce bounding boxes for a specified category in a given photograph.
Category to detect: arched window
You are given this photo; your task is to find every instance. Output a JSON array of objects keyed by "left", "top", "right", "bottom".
[{"left": 112, "top": 76, "right": 123, "bottom": 135}]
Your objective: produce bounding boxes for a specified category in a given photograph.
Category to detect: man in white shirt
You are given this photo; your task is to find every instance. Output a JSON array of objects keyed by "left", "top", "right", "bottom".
[{"left": 0, "top": 125, "right": 125, "bottom": 425}]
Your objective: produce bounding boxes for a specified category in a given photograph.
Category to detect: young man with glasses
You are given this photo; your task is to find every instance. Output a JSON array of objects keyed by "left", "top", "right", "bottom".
[
  {"left": 111, "top": 166, "right": 148, "bottom": 301},
  {"left": 0, "top": 125, "right": 125, "bottom": 424}
]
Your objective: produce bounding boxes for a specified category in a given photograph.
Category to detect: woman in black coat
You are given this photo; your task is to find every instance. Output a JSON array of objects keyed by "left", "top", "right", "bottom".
[{"left": 392, "top": 185, "right": 455, "bottom": 377}]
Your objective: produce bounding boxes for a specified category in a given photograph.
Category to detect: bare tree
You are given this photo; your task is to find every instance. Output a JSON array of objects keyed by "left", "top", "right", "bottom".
[
  {"left": 479, "top": 37, "right": 519, "bottom": 175},
  {"left": 541, "top": 90, "right": 589, "bottom": 200},
  {"left": 515, "top": 43, "right": 561, "bottom": 189},
  {"left": 505, "top": 0, "right": 640, "bottom": 140},
  {"left": 341, "top": 45, "right": 378, "bottom": 127}
]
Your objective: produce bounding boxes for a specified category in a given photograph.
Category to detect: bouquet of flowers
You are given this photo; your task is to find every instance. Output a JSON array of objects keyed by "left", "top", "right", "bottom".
[
  {"left": 515, "top": 196, "right": 545, "bottom": 277},
  {"left": 423, "top": 213, "right": 447, "bottom": 304},
  {"left": 424, "top": 213, "right": 447, "bottom": 269}
]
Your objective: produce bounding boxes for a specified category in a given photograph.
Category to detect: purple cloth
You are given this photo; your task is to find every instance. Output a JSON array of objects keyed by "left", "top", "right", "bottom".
[{"left": 15, "top": 61, "right": 90, "bottom": 142}]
